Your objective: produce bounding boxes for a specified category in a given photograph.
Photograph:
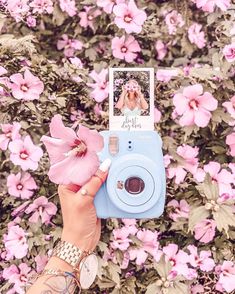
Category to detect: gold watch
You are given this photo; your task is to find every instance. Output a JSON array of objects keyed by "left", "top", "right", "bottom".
[{"left": 51, "top": 240, "right": 99, "bottom": 289}]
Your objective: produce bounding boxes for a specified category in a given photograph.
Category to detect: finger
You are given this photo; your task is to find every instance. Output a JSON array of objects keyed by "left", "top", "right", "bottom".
[{"left": 79, "top": 158, "right": 111, "bottom": 199}]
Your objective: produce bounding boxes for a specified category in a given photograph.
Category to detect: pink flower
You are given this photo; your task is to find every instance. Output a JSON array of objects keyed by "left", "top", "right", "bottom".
[
  {"left": 9, "top": 69, "right": 44, "bottom": 101},
  {"left": 25, "top": 196, "right": 57, "bottom": 224},
  {"left": 113, "top": 0, "right": 147, "bottom": 34},
  {"left": 3, "top": 225, "right": 28, "bottom": 259},
  {"left": 7, "top": 172, "right": 37, "bottom": 199},
  {"left": 156, "top": 69, "right": 178, "bottom": 82},
  {"left": 191, "top": 284, "right": 204, "bottom": 294},
  {"left": 111, "top": 227, "right": 132, "bottom": 251},
  {"left": 59, "top": 0, "right": 77, "bottom": 17},
  {"left": 40, "top": 114, "right": 103, "bottom": 186},
  {"left": 217, "top": 261, "right": 235, "bottom": 293},
  {"left": 26, "top": 15, "right": 37, "bottom": 27},
  {"left": 163, "top": 244, "right": 196, "bottom": 279},
  {"left": 167, "top": 199, "right": 190, "bottom": 221},
  {"left": 154, "top": 107, "right": 162, "bottom": 123},
  {"left": 6, "top": 0, "right": 29, "bottom": 22},
  {"left": 122, "top": 218, "right": 138, "bottom": 235},
  {"left": 192, "top": 0, "right": 231, "bottom": 12},
  {"left": 3, "top": 263, "right": 32, "bottom": 294},
  {"left": 0, "top": 122, "right": 21, "bottom": 151},
  {"left": 35, "top": 254, "right": 48, "bottom": 273},
  {"left": 223, "top": 95, "right": 235, "bottom": 120},
  {"left": 137, "top": 229, "right": 160, "bottom": 260},
  {"left": 177, "top": 144, "right": 199, "bottom": 174},
  {"left": 8, "top": 135, "right": 43, "bottom": 171},
  {"left": 111, "top": 35, "right": 141, "bottom": 62},
  {"left": 78, "top": 6, "right": 101, "bottom": 31},
  {"left": 29, "top": 0, "right": 54, "bottom": 14},
  {"left": 194, "top": 219, "right": 216, "bottom": 243},
  {"left": 87, "top": 68, "right": 109, "bottom": 102},
  {"left": 173, "top": 84, "right": 218, "bottom": 127},
  {"left": 188, "top": 23, "right": 206, "bottom": 49},
  {"left": 203, "top": 161, "right": 234, "bottom": 195},
  {"left": 223, "top": 43, "right": 235, "bottom": 63},
  {"left": 167, "top": 166, "right": 187, "bottom": 184},
  {"left": 155, "top": 40, "right": 167, "bottom": 60},
  {"left": 57, "top": 34, "right": 83, "bottom": 57},
  {"left": 226, "top": 132, "right": 235, "bottom": 156},
  {"left": 11, "top": 201, "right": 30, "bottom": 217},
  {"left": 165, "top": 10, "right": 185, "bottom": 35},
  {"left": 97, "top": 0, "right": 125, "bottom": 14},
  {"left": 187, "top": 245, "right": 215, "bottom": 272}
]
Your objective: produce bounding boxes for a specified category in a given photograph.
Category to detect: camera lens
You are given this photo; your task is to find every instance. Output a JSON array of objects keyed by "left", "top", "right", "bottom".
[{"left": 124, "top": 177, "right": 145, "bottom": 195}]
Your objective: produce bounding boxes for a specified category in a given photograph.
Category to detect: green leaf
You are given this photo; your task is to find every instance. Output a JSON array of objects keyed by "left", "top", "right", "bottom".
[
  {"left": 188, "top": 206, "right": 210, "bottom": 232},
  {"left": 107, "top": 261, "right": 121, "bottom": 288},
  {"left": 196, "top": 173, "right": 219, "bottom": 200},
  {"left": 154, "top": 256, "right": 172, "bottom": 278},
  {"left": 213, "top": 204, "right": 235, "bottom": 234},
  {"left": 146, "top": 283, "right": 161, "bottom": 294}
]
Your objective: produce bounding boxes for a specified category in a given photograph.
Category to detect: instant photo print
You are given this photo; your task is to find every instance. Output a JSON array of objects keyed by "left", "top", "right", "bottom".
[{"left": 94, "top": 68, "right": 166, "bottom": 219}]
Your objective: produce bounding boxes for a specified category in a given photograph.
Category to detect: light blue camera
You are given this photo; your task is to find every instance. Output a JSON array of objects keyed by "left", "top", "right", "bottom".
[{"left": 94, "top": 131, "right": 166, "bottom": 219}]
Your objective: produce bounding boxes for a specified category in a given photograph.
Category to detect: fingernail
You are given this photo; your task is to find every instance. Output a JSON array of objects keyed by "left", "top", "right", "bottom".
[{"left": 99, "top": 158, "right": 112, "bottom": 172}]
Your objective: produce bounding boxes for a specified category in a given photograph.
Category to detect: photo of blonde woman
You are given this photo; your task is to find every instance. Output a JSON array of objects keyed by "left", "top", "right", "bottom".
[{"left": 115, "top": 79, "right": 149, "bottom": 116}]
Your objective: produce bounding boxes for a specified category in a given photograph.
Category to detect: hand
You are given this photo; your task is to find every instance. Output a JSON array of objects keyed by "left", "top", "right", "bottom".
[{"left": 58, "top": 158, "right": 111, "bottom": 252}]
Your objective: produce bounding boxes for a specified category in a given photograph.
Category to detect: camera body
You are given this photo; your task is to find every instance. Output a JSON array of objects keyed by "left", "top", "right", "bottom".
[{"left": 94, "top": 130, "right": 166, "bottom": 219}]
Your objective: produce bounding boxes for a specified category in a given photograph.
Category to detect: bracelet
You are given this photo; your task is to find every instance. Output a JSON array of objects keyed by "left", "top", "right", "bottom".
[{"left": 26, "top": 268, "right": 81, "bottom": 293}]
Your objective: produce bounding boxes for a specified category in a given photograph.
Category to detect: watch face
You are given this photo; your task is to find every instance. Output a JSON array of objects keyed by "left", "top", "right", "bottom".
[{"left": 79, "top": 254, "right": 98, "bottom": 289}]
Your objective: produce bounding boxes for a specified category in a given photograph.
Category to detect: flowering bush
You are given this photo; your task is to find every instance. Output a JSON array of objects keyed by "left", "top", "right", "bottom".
[{"left": 0, "top": 0, "right": 235, "bottom": 293}]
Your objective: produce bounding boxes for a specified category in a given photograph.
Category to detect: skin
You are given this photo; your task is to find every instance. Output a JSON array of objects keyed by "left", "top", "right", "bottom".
[{"left": 26, "top": 169, "right": 109, "bottom": 294}]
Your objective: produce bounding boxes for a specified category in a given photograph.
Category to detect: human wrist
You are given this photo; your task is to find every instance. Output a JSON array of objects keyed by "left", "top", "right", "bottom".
[{"left": 61, "top": 230, "right": 91, "bottom": 251}]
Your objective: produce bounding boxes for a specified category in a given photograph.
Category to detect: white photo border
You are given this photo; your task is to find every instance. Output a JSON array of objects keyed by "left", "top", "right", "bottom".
[{"left": 109, "top": 67, "right": 155, "bottom": 131}]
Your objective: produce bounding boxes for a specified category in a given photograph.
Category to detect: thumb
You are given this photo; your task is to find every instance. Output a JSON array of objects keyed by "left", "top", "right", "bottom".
[{"left": 79, "top": 158, "right": 111, "bottom": 199}]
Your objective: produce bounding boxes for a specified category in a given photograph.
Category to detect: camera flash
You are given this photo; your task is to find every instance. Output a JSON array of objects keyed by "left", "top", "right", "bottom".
[{"left": 109, "top": 135, "right": 119, "bottom": 156}]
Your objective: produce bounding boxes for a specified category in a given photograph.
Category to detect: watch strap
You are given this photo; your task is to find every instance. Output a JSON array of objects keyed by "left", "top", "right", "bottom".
[{"left": 51, "top": 240, "right": 88, "bottom": 268}]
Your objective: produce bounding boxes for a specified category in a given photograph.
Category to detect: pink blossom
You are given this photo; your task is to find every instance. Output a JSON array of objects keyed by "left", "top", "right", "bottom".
[
  {"left": 25, "top": 196, "right": 57, "bottom": 224},
  {"left": 40, "top": 114, "right": 103, "bottom": 186},
  {"left": 29, "top": 0, "right": 54, "bottom": 14},
  {"left": 57, "top": 34, "right": 83, "bottom": 57},
  {"left": 173, "top": 84, "right": 218, "bottom": 127},
  {"left": 26, "top": 15, "right": 37, "bottom": 27},
  {"left": 188, "top": 23, "right": 206, "bottom": 49},
  {"left": 113, "top": 0, "right": 147, "bottom": 34},
  {"left": 3, "top": 263, "right": 32, "bottom": 294},
  {"left": 223, "top": 43, "right": 235, "bottom": 62},
  {"left": 203, "top": 161, "right": 234, "bottom": 195},
  {"left": 165, "top": 10, "right": 185, "bottom": 35},
  {"left": 87, "top": 68, "right": 109, "bottom": 102},
  {"left": 223, "top": 95, "right": 235, "bottom": 120},
  {"left": 8, "top": 135, "right": 43, "bottom": 171},
  {"left": 78, "top": 6, "right": 101, "bottom": 31},
  {"left": 154, "top": 107, "right": 162, "bottom": 123},
  {"left": 6, "top": 0, "right": 29, "bottom": 22},
  {"left": 177, "top": 144, "right": 199, "bottom": 174},
  {"left": 137, "top": 229, "right": 161, "bottom": 261},
  {"left": 97, "top": 0, "right": 125, "bottom": 14},
  {"left": 3, "top": 225, "right": 28, "bottom": 259},
  {"left": 0, "top": 122, "right": 21, "bottom": 151},
  {"left": 9, "top": 69, "right": 44, "bottom": 101},
  {"left": 156, "top": 69, "right": 178, "bottom": 82},
  {"left": 111, "top": 227, "right": 132, "bottom": 251},
  {"left": 111, "top": 35, "right": 141, "bottom": 62},
  {"left": 122, "top": 218, "right": 138, "bottom": 235},
  {"left": 59, "top": 0, "right": 77, "bottom": 17},
  {"left": 163, "top": 244, "right": 196, "bottom": 279},
  {"left": 216, "top": 261, "right": 235, "bottom": 293},
  {"left": 11, "top": 201, "right": 30, "bottom": 217},
  {"left": 194, "top": 219, "right": 216, "bottom": 243},
  {"left": 187, "top": 245, "right": 215, "bottom": 271},
  {"left": 7, "top": 172, "right": 37, "bottom": 199},
  {"left": 35, "top": 254, "right": 48, "bottom": 272},
  {"left": 128, "top": 247, "right": 149, "bottom": 265},
  {"left": 191, "top": 284, "right": 204, "bottom": 294},
  {"left": 226, "top": 132, "right": 235, "bottom": 156},
  {"left": 155, "top": 40, "right": 167, "bottom": 60},
  {"left": 69, "top": 57, "right": 84, "bottom": 68},
  {"left": 192, "top": 0, "right": 231, "bottom": 12},
  {"left": 167, "top": 165, "right": 187, "bottom": 184},
  {"left": 167, "top": 199, "right": 190, "bottom": 221}
]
